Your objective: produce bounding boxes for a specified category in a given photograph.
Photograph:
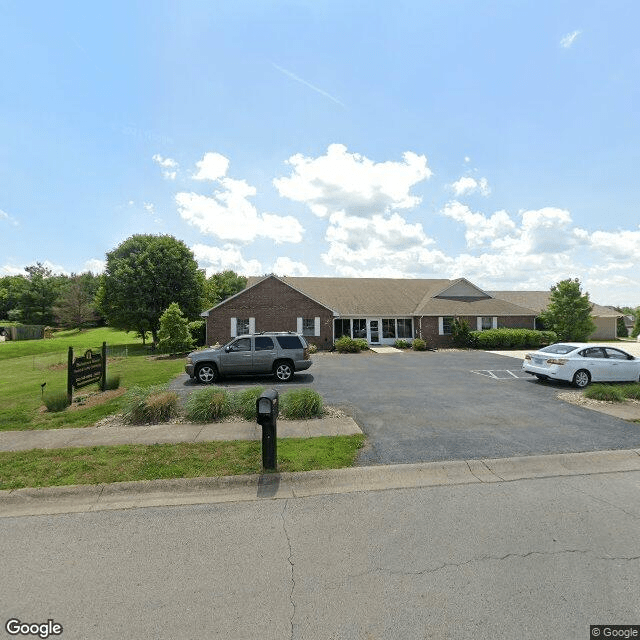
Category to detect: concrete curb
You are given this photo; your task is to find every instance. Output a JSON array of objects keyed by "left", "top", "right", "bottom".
[{"left": 2, "top": 448, "right": 640, "bottom": 518}]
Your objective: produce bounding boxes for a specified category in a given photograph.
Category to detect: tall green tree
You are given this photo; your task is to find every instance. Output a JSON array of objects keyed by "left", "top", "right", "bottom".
[
  {"left": 20, "top": 263, "right": 61, "bottom": 325},
  {"left": 97, "top": 234, "right": 204, "bottom": 344},
  {"left": 0, "top": 275, "right": 28, "bottom": 321},
  {"left": 53, "top": 274, "right": 99, "bottom": 329},
  {"left": 203, "top": 270, "right": 247, "bottom": 309},
  {"left": 632, "top": 309, "right": 640, "bottom": 339},
  {"left": 539, "top": 278, "right": 596, "bottom": 342}
]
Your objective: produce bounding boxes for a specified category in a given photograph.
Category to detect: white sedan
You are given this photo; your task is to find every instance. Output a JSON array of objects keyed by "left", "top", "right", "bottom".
[{"left": 522, "top": 343, "right": 640, "bottom": 388}]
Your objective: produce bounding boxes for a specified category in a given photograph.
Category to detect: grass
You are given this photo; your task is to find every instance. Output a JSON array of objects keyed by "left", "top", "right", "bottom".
[
  {"left": 584, "top": 382, "right": 640, "bottom": 402},
  {"left": 0, "top": 328, "right": 184, "bottom": 431},
  {"left": 0, "top": 435, "right": 366, "bottom": 490}
]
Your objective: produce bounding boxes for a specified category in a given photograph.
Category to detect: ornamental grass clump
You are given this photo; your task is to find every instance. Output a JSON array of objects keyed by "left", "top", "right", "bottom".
[
  {"left": 412, "top": 338, "right": 427, "bottom": 351},
  {"left": 123, "top": 385, "right": 180, "bottom": 424},
  {"left": 43, "top": 391, "right": 71, "bottom": 413},
  {"left": 279, "top": 389, "right": 323, "bottom": 419},
  {"left": 584, "top": 384, "right": 625, "bottom": 403},
  {"left": 620, "top": 384, "right": 640, "bottom": 400},
  {"left": 232, "top": 386, "right": 265, "bottom": 421},
  {"left": 184, "top": 387, "right": 233, "bottom": 423}
]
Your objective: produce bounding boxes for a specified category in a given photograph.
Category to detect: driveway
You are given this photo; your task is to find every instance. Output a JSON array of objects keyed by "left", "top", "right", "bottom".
[{"left": 171, "top": 350, "right": 640, "bottom": 466}]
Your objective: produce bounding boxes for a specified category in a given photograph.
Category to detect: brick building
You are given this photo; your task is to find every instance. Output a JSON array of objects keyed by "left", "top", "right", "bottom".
[{"left": 201, "top": 275, "right": 543, "bottom": 348}]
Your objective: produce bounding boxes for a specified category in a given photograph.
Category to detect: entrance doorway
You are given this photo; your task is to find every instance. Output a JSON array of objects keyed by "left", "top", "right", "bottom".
[{"left": 368, "top": 319, "right": 380, "bottom": 344}]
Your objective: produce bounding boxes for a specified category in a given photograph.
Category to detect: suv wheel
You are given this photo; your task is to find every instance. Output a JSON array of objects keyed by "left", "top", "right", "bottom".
[
  {"left": 196, "top": 363, "right": 218, "bottom": 384},
  {"left": 274, "top": 361, "right": 293, "bottom": 382}
]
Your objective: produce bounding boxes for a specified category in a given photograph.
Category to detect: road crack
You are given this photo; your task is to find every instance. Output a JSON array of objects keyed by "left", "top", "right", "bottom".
[{"left": 281, "top": 500, "right": 295, "bottom": 640}]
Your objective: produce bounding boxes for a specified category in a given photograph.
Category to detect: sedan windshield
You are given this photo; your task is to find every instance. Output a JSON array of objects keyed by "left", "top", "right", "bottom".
[{"left": 539, "top": 344, "right": 579, "bottom": 355}]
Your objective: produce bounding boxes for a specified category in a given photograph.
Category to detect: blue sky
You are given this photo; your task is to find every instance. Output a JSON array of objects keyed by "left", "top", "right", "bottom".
[{"left": 1, "top": 0, "right": 639, "bottom": 306}]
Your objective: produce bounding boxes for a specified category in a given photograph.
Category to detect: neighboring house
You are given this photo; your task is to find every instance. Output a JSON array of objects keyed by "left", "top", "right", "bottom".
[
  {"left": 201, "top": 275, "right": 538, "bottom": 348},
  {"left": 489, "top": 291, "right": 620, "bottom": 341}
]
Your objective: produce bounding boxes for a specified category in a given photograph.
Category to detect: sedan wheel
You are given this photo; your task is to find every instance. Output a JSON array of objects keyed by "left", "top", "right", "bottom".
[
  {"left": 274, "top": 362, "right": 293, "bottom": 382},
  {"left": 196, "top": 364, "right": 217, "bottom": 384},
  {"left": 573, "top": 369, "right": 590, "bottom": 389}
]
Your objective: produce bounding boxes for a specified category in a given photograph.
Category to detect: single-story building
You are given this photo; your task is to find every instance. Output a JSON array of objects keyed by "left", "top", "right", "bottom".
[
  {"left": 201, "top": 275, "right": 543, "bottom": 348},
  {"left": 489, "top": 291, "right": 620, "bottom": 341}
]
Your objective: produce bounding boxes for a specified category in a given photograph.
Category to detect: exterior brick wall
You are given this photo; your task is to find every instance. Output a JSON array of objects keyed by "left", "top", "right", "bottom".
[
  {"left": 415, "top": 315, "right": 537, "bottom": 347},
  {"left": 206, "top": 276, "right": 334, "bottom": 349}
]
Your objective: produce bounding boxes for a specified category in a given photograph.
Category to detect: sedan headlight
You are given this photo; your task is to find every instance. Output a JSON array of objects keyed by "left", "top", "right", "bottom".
[
  {"left": 546, "top": 358, "right": 567, "bottom": 365},
  {"left": 186, "top": 357, "right": 193, "bottom": 365}
]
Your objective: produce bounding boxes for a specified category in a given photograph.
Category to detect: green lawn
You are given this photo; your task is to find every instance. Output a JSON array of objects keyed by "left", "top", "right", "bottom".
[
  {"left": 0, "top": 435, "right": 366, "bottom": 490},
  {"left": 0, "top": 328, "right": 184, "bottom": 430}
]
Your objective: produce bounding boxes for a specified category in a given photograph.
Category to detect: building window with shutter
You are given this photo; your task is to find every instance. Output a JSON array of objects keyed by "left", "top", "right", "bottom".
[
  {"left": 302, "top": 318, "right": 315, "bottom": 336},
  {"left": 236, "top": 318, "right": 250, "bottom": 335}
]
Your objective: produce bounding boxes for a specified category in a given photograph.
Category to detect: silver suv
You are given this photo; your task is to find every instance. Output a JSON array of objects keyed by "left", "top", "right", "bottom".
[{"left": 185, "top": 332, "right": 312, "bottom": 384}]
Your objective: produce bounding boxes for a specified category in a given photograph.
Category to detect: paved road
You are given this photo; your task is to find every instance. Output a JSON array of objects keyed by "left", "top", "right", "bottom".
[
  {"left": 172, "top": 351, "right": 640, "bottom": 466},
  {"left": 2, "top": 469, "right": 639, "bottom": 639}
]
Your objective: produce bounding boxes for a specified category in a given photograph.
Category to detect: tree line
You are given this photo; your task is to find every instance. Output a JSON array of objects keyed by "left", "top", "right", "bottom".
[{"left": 0, "top": 234, "right": 247, "bottom": 344}]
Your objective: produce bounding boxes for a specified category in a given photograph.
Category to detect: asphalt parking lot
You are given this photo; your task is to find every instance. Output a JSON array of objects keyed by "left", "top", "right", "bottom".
[{"left": 172, "top": 350, "right": 640, "bottom": 466}]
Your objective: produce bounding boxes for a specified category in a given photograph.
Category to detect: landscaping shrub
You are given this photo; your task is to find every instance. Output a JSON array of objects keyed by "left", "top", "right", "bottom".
[
  {"left": 104, "top": 374, "right": 121, "bottom": 391},
  {"left": 43, "top": 391, "right": 71, "bottom": 413},
  {"left": 232, "top": 386, "right": 265, "bottom": 421},
  {"left": 123, "top": 385, "right": 180, "bottom": 424},
  {"left": 470, "top": 329, "right": 557, "bottom": 350},
  {"left": 184, "top": 387, "right": 233, "bottom": 423},
  {"left": 394, "top": 339, "right": 411, "bottom": 349},
  {"left": 307, "top": 343, "right": 318, "bottom": 354},
  {"left": 584, "top": 385, "right": 625, "bottom": 402},
  {"left": 280, "top": 389, "right": 324, "bottom": 419},
  {"left": 335, "top": 336, "right": 366, "bottom": 353},
  {"left": 412, "top": 338, "right": 427, "bottom": 351},
  {"left": 451, "top": 319, "right": 474, "bottom": 347},
  {"left": 620, "top": 384, "right": 640, "bottom": 400}
]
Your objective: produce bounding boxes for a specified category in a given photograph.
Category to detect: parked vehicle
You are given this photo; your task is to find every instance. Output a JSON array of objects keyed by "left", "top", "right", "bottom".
[
  {"left": 185, "top": 332, "right": 312, "bottom": 384},
  {"left": 522, "top": 343, "right": 640, "bottom": 388}
]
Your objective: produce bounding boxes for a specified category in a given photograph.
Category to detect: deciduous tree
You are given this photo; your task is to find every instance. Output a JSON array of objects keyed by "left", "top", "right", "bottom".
[{"left": 539, "top": 278, "right": 596, "bottom": 342}]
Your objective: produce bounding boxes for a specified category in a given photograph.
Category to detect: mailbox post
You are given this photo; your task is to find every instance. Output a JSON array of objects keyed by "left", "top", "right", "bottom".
[{"left": 256, "top": 389, "right": 278, "bottom": 471}]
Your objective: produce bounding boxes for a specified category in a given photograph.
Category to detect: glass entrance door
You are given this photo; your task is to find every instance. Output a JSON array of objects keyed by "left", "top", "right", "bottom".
[{"left": 368, "top": 319, "right": 380, "bottom": 344}]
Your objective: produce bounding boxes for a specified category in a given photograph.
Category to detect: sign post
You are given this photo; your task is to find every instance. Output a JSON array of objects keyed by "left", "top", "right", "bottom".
[{"left": 67, "top": 342, "right": 108, "bottom": 404}]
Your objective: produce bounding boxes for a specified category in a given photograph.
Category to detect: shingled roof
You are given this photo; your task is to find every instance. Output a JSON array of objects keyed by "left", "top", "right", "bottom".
[
  {"left": 489, "top": 291, "right": 620, "bottom": 318},
  {"left": 242, "top": 276, "right": 538, "bottom": 317}
]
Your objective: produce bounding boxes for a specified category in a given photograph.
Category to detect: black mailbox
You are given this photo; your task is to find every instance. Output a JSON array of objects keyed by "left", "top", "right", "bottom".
[{"left": 256, "top": 389, "right": 278, "bottom": 470}]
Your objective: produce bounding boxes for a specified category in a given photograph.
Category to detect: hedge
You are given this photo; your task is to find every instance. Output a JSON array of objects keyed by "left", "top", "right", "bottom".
[{"left": 469, "top": 328, "right": 557, "bottom": 349}]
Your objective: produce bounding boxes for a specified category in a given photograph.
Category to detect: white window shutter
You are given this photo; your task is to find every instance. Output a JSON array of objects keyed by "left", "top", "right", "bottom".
[
  {"left": 230, "top": 318, "right": 237, "bottom": 337},
  {"left": 314, "top": 317, "right": 320, "bottom": 336},
  {"left": 493, "top": 317, "right": 498, "bottom": 329},
  {"left": 297, "top": 317, "right": 303, "bottom": 334},
  {"left": 477, "top": 317, "right": 482, "bottom": 331},
  {"left": 438, "top": 317, "right": 444, "bottom": 335},
  {"left": 249, "top": 318, "right": 255, "bottom": 334}
]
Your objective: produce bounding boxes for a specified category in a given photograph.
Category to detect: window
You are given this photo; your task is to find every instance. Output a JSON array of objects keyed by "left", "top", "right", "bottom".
[
  {"left": 481, "top": 317, "right": 493, "bottom": 330},
  {"left": 230, "top": 337, "right": 251, "bottom": 351},
  {"left": 276, "top": 335, "right": 303, "bottom": 349},
  {"left": 236, "top": 318, "right": 250, "bottom": 335},
  {"left": 302, "top": 318, "right": 315, "bottom": 336},
  {"left": 352, "top": 319, "right": 366, "bottom": 339},
  {"left": 580, "top": 347, "right": 605, "bottom": 358},
  {"left": 397, "top": 319, "right": 413, "bottom": 338},
  {"left": 604, "top": 348, "right": 632, "bottom": 360},
  {"left": 441, "top": 317, "right": 453, "bottom": 335},
  {"left": 255, "top": 337, "right": 274, "bottom": 351},
  {"left": 334, "top": 318, "right": 351, "bottom": 338},
  {"left": 382, "top": 319, "right": 396, "bottom": 339}
]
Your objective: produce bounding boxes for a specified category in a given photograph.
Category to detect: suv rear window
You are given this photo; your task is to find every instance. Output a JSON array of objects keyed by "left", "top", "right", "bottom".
[
  {"left": 255, "top": 337, "right": 274, "bottom": 351},
  {"left": 276, "top": 335, "right": 303, "bottom": 349}
]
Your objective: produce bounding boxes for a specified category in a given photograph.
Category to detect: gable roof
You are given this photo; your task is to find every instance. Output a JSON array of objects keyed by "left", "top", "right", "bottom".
[
  {"left": 240, "top": 276, "right": 537, "bottom": 317},
  {"left": 489, "top": 291, "right": 620, "bottom": 318}
]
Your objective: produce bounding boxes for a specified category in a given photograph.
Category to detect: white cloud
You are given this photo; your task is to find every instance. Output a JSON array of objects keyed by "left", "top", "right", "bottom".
[
  {"left": 442, "top": 201, "right": 515, "bottom": 248},
  {"left": 560, "top": 30, "right": 581, "bottom": 49},
  {"left": 272, "top": 257, "right": 310, "bottom": 276},
  {"left": 176, "top": 157, "right": 304, "bottom": 244},
  {"left": 192, "top": 152, "right": 230, "bottom": 181},
  {"left": 588, "top": 228, "right": 640, "bottom": 260},
  {"left": 274, "top": 144, "right": 432, "bottom": 218},
  {"left": 152, "top": 154, "right": 178, "bottom": 180},
  {"left": 449, "top": 176, "right": 490, "bottom": 197},
  {"left": 84, "top": 258, "right": 106, "bottom": 274},
  {"left": 191, "top": 243, "right": 262, "bottom": 276},
  {"left": 0, "top": 209, "right": 19, "bottom": 226}
]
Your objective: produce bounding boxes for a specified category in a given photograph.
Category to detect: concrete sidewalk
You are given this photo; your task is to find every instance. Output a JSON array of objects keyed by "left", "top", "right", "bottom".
[
  {"left": 2, "top": 447, "right": 640, "bottom": 517},
  {"left": 0, "top": 417, "right": 362, "bottom": 452}
]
